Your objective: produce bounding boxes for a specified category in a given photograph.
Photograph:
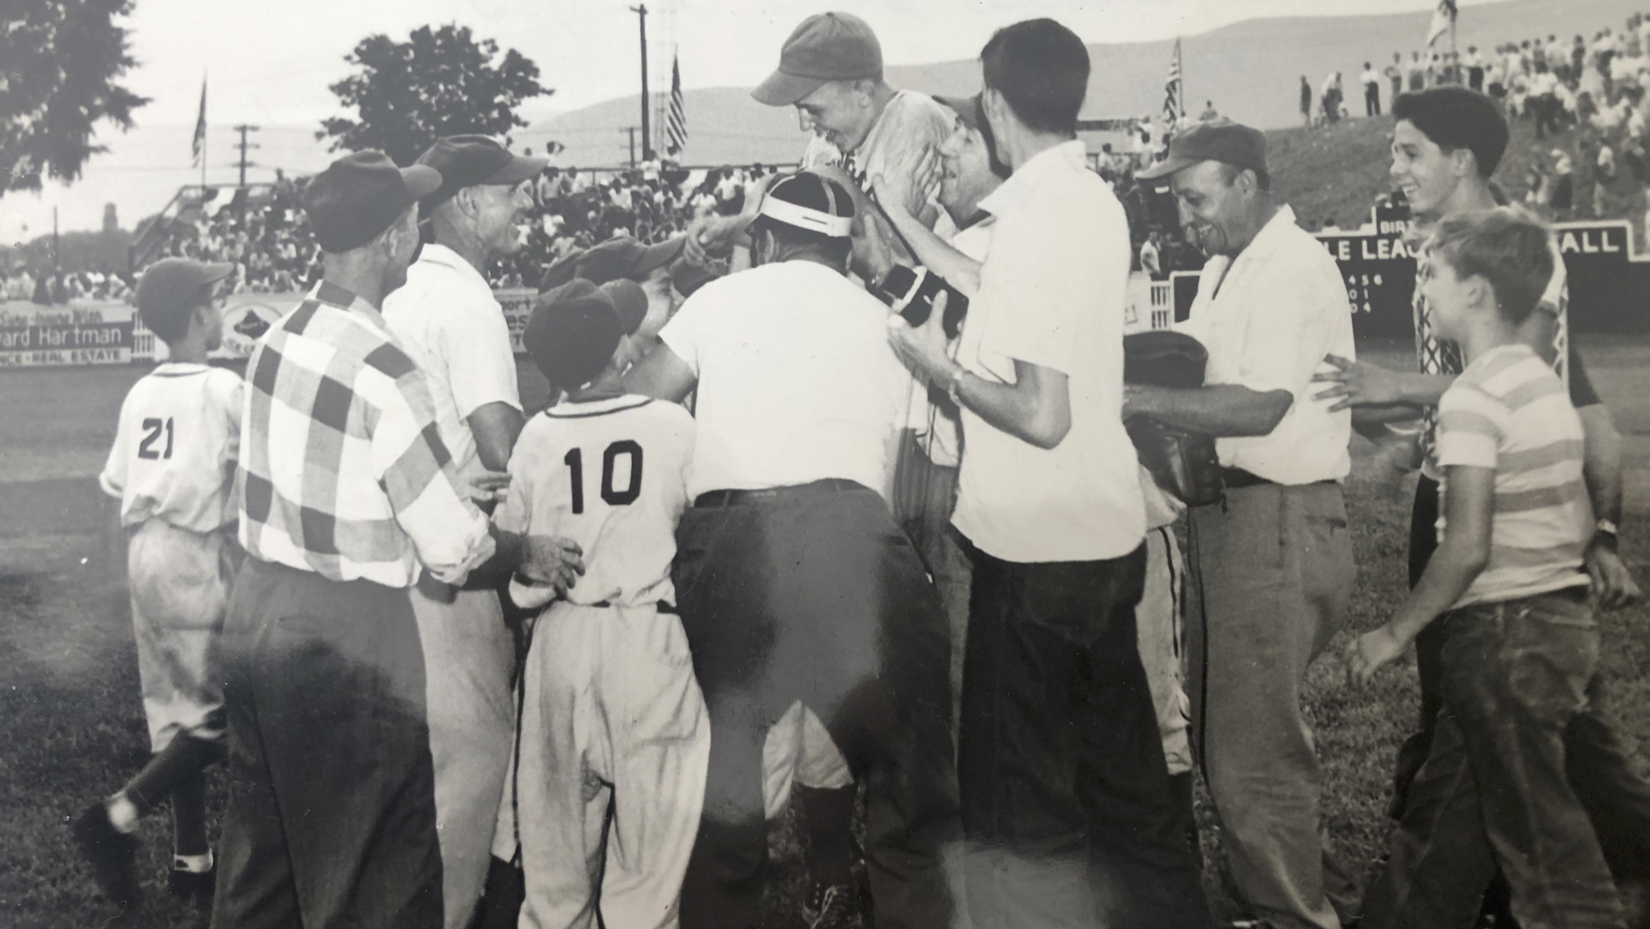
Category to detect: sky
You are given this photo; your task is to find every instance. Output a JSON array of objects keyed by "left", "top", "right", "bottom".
[{"left": 4, "top": 0, "right": 1505, "bottom": 241}]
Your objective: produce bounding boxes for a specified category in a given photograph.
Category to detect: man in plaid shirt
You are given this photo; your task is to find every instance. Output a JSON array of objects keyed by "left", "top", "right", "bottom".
[{"left": 212, "top": 151, "right": 582, "bottom": 929}]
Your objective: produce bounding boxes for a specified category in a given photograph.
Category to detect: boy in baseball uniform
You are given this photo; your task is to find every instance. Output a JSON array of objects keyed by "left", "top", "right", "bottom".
[
  {"left": 501, "top": 278, "right": 709, "bottom": 929},
  {"left": 75, "top": 258, "right": 242, "bottom": 910}
]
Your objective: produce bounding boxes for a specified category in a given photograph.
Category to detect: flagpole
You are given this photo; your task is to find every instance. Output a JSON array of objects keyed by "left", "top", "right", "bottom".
[{"left": 200, "top": 74, "right": 207, "bottom": 190}]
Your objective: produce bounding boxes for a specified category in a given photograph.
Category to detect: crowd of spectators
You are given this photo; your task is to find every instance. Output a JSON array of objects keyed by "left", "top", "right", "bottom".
[{"left": 1, "top": 266, "right": 134, "bottom": 304}]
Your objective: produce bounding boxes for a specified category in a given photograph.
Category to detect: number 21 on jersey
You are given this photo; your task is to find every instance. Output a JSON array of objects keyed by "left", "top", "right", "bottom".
[
  {"left": 138, "top": 417, "right": 175, "bottom": 460},
  {"left": 563, "top": 440, "right": 642, "bottom": 514}
]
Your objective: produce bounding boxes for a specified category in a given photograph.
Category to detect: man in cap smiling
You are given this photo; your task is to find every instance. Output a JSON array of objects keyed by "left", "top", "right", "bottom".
[
  {"left": 1127, "top": 120, "right": 1359, "bottom": 929},
  {"left": 380, "top": 134, "right": 545, "bottom": 929}
]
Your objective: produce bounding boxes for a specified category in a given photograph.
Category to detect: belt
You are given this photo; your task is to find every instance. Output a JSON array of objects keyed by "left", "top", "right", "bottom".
[
  {"left": 587, "top": 599, "right": 677, "bottom": 613},
  {"left": 693, "top": 478, "right": 867, "bottom": 508},
  {"left": 1219, "top": 467, "right": 1338, "bottom": 490}
]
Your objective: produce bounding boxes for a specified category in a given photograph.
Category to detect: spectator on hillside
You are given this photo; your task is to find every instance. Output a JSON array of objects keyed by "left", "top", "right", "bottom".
[
  {"left": 1551, "top": 150, "right": 1576, "bottom": 217},
  {"left": 1408, "top": 51, "right": 1427, "bottom": 91},
  {"left": 1300, "top": 76, "right": 1314, "bottom": 124},
  {"left": 1362, "top": 62, "right": 1382, "bottom": 115},
  {"left": 1386, "top": 53, "right": 1405, "bottom": 104},
  {"left": 1465, "top": 45, "right": 1485, "bottom": 91},
  {"left": 1200, "top": 99, "right": 1220, "bottom": 121},
  {"left": 1322, "top": 72, "right": 1344, "bottom": 124}
]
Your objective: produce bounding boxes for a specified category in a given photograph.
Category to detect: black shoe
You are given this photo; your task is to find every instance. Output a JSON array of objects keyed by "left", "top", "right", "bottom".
[
  {"left": 167, "top": 859, "right": 215, "bottom": 904},
  {"left": 71, "top": 804, "right": 140, "bottom": 907}
]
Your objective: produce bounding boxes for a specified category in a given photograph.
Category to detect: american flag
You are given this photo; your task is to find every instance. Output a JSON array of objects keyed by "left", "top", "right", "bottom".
[
  {"left": 1426, "top": 0, "right": 1458, "bottom": 48},
  {"left": 1163, "top": 39, "right": 1183, "bottom": 124},
  {"left": 191, "top": 77, "right": 207, "bottom": 167},
  {"left": 665, "top": 54, "right": 687, "bottom": 157}
]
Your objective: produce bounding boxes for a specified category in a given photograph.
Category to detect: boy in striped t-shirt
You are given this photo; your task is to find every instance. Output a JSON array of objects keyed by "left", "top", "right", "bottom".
[{"left": 1347, "top": 210, "right": 1647, "bottom": 928}]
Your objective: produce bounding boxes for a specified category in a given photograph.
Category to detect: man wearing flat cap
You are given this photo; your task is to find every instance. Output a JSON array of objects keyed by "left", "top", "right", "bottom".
[
  {"left": 1125, "top": 120, "right": 1359, "bottom": 929},
  {"left": 212, "top": 151, "right": 580, "bottom": 929},
  {"left": 380, "top": 134, "right": 543, "bottom": 929}
]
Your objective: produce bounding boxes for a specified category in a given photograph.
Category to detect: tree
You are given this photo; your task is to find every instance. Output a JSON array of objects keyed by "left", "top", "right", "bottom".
[
  {"left": 318, "top": 25, "right": 551, "bottom": 166},
  {"left": 1, "top": 0, "right": 149, "bottom": 198}
]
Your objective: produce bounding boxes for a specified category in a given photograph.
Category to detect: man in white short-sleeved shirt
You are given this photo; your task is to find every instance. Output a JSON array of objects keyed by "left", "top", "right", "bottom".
[
  {"left": 1131, "top": 120, "right": 1357, "bottom": 929},
  {"left": 888, "top": 20, "right": 1207, "bottom": 928},
  {"left": 381, "top": 134, "right": 543, "bottom": 929},
  {"left": 627, "top": 172, "right": 959, "bottom": 929}
]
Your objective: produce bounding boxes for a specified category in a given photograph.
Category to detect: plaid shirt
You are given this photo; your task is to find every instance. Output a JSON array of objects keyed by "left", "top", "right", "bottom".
[{"left": 237, "top": 280, "right": 494, "bottom": 587}]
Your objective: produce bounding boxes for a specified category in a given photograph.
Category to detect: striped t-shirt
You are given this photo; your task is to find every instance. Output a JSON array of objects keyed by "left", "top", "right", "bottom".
[{"left": 1435, "top": 343, "right": 1592, "bottom": 608}]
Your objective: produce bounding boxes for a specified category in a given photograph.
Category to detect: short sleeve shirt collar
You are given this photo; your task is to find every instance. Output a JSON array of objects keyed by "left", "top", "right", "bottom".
[
  {"left": 978, "top": 140, "right": 1089, "bottom": 220},
  {"left": 417, "top": 243, "right": 492, "bottom": 295}
]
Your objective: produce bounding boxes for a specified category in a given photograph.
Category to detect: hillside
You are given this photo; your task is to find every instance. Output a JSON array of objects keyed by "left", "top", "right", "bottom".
[
  {"left": 1267, "top": 112, "right": 1617, "bottom": 236},
  {"left": 528, "top": 0, "right": 1643, "bottom": 166}
]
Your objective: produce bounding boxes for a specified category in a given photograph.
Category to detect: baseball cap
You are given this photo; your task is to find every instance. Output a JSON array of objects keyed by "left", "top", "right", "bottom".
[
  {"left": 755, "top": 172, "right": 855, "bottom": 238},
  {"left": 301, "top": 151, "right": 442, "bottom": 253},
  {"left": 537, "top": 235, "right": 685, "bottom": 291},
  {"left": 415, "top": 135, "right": 548, "bottom": 210},
  {"left": 135, "top": 258, "right": 234, "bottom": 339},
  {"left": 524, "top": 279, "right": 624, "bottom": 390},
  {"left": 601, "top": 279, "right": 648, "bottom": 335},
  {"left": 934, "top": 94, "right": 985, "bottom": 134},
  {"left": 752, "top": 12, "right": 882, "bottom": 106},
  {"left": 1138, "top": 120, "right": 1269, "bottom": 182}
]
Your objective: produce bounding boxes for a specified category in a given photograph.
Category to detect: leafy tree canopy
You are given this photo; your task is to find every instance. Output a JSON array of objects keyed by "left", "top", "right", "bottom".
[
  {"left": 1, "top": 0, "right": 149, "bottom": 197},
  {"left": 319, "top": 24, "right": 551, "bottom": 166}
]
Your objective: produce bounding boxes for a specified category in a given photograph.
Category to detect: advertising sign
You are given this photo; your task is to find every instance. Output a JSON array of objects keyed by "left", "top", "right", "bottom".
[{"left": 0, "top": 301, "right": 133, "bottom": 368}]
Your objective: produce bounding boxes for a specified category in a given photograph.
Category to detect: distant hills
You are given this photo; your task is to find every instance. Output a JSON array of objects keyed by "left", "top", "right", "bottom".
[
  {"left": 10, "top": 0, "right": 1642, "bottom": 238},
  {"left": 523, "top": 0, "right": 1644, "bottom": 166}
]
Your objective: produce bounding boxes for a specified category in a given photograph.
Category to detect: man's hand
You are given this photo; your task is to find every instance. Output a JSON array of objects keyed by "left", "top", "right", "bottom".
[
  {"left": 870, "top": 146, "right": 941, "bottom": 221},
  {"left": 1312, "top": 354, "right": 1407, "bottom": 409},
  {"left": 519, "top": 535, "right": 586, "bottom": 594},
  {"left": 1344, "top": 625, "right": 1407, "bottom": 686},
  {"left": 1585, "top": 540, "right": 1643, "bottom": 611},
  {"left": 888, "top": 290, "right": 953, "bottom": 383},
  {"left": 466, "top": 471, "right": 511, "bottom": 506},
  {"left": 683, "top": 214, "right": 742, "bottom": 263}
]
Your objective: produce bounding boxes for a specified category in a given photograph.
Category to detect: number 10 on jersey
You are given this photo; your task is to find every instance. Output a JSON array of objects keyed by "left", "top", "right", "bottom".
[{"left": 563, "top": 441, "right": 643, "bottom": 514}]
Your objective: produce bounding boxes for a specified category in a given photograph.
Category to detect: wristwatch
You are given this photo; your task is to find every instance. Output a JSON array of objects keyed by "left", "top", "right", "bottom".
[{"left": 1595, "top": 518, "right": 1620, "bottom": 551}]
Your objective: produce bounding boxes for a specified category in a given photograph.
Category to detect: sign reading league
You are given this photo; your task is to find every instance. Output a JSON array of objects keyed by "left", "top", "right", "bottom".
[{"left": 1171, "top": 207, "right": 1650, "bottom": 335}]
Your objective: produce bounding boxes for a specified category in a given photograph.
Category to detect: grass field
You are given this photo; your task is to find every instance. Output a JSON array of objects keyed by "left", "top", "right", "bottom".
[{"left": 2, "top": 339, "right": 1646, "bottom": 927}]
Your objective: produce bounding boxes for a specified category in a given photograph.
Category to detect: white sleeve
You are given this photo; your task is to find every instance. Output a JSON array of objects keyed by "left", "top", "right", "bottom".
[
  {"left": 443, "top": 299, "right": 523, "bottom": 419},
  {"left": 658, "top": 291, "right": 709, "bottom": 375}
]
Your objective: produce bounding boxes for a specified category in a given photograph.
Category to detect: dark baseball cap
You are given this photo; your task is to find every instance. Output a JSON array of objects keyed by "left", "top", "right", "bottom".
[
  {"left": 538, "top": 235, "right": 686, "bottom": 291},
  {"left": 601, "top": 279, "right": 648, "bottom": 335},
  {"left": 1138, "top": 120, "right": 1270, "bottom": 182},
  {"left": 524, "top": 280, "right": 624, "bottom": 390},
  {"left": 752, "top": 12, "right": 882, "bottom": 106},
  {"left": 135, "top": 258, "right": 234, "bottom": 338},
  {"left": 301, "top": 151, "right": 442, "bottom": 253},
  {"left": 415, "top": 135, "right": 548, "bottom": 209},
  {"left": 933, "top": 94, "right": 984, "bottom": 133}
]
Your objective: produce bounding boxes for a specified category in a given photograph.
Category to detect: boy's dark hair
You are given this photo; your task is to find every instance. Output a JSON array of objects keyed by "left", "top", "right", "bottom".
[
  {"left": 1428, "top": 209, "right": 1553, "bottom": 325},
  {"left": 980, "top": 19, "right": 1089, "bottom": 136},
  {"left": 1392, "top": 87, "right": 1510, "bottom": 177}
]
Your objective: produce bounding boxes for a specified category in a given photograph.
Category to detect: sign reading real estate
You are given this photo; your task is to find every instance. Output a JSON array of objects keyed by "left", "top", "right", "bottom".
[{"left": 0, "top": 301, "right": 133, "bottom": 367}]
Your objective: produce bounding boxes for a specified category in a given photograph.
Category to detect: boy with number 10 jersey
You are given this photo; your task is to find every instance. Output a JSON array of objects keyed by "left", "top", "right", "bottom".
[{"left": 497, "top": 280, "right": 709, "bottom": 929}]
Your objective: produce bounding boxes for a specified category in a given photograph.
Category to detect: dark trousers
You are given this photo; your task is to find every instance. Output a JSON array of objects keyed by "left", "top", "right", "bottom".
[
  {"left": 1366, "top": 592, "right": 1627, "bottom": 929},
  {"left": 958, "top": 541, "right": 1211, "bottom": 929},
  {"left": 674, "top": 480, "right": 959, "bottom": 929},
  {"left": 1394, "top": 476, "right": 1650, "bottom": 885},
  {"left": 211, "top": 557, "right": 443, "bottom": 929},
  {"left": 1365, "top": 84, "right": 1381, "bottom": 116}
]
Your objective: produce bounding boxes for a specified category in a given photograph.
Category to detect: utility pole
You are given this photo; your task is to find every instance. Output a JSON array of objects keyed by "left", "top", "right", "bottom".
[
  {"left": 233, "top": 124, "right": 261, "bottom": 187},
  {"left": 623, "top": 127, "right": 638, "bottom": 166},
  {"left": 630, "top": 4, "right": 651, "bottom": 160}
]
